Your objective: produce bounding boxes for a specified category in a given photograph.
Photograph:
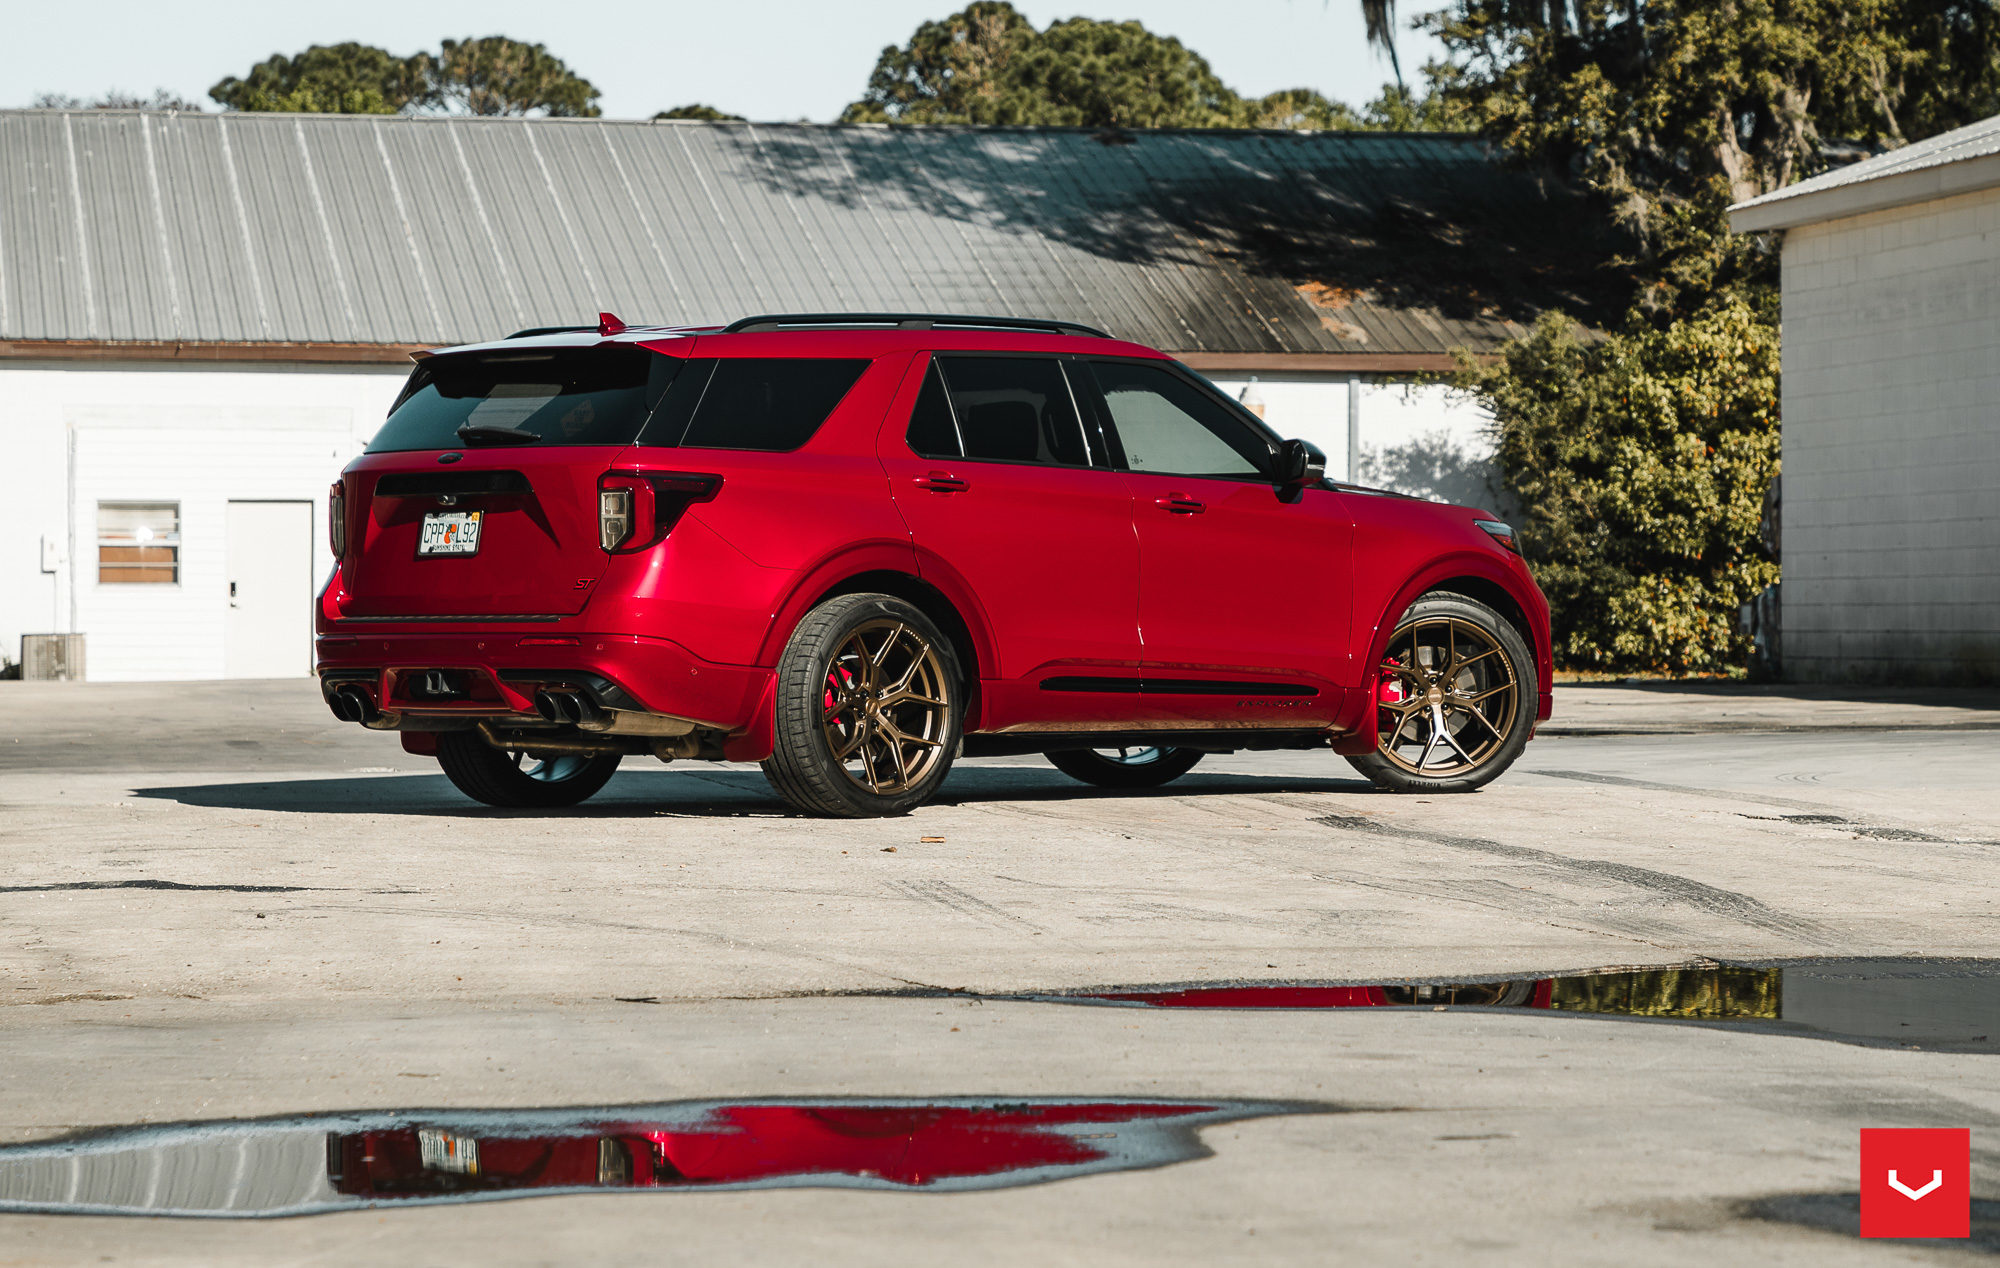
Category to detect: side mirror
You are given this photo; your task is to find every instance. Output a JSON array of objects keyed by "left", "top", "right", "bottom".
[{"left": 1277, "top": 438, "right": 1327, "bottom": 489}]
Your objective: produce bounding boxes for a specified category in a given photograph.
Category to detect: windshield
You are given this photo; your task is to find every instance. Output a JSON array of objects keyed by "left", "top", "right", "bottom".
[{"left": 366, "top": 347, "right": 682, "bottom": 452}]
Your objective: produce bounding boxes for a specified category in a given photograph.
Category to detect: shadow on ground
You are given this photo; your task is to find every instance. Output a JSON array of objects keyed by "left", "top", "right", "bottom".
[{"left": 130, "top": 766, "right": 1375, "bottom": 817}]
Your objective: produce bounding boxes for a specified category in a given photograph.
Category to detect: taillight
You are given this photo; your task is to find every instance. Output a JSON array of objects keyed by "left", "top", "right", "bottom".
[
  {"left": 328, "top": 480, "right": 347, "bottom": 558},
  {"left": 600, "top": 484, "right": 636, "bottom": 551},
  {"left": 601, "top": 472, "right": 722, "bottom": 553}
]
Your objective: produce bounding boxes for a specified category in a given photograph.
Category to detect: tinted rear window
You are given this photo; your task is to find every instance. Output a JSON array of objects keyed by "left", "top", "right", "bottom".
[
  {"left": 644, "top": 358, "right": 869, "bottom": 452},
  {"left": 367, "top": 348, "right": 680, "bottom": 453}
]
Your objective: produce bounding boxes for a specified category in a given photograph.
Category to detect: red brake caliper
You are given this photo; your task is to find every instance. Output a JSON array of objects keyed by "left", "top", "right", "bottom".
[{"left": 1378, "top": 657, "right": 1407, "bottom": 706}]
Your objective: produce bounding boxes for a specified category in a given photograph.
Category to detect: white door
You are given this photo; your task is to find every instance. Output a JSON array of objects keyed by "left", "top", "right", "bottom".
[{"left": 225, "top": 501, "right": 313, "bottom": 678}]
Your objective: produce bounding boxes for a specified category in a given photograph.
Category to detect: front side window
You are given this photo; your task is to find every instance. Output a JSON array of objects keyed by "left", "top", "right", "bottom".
[
  {"left": 98, "top": 502, "right": 180, "bottom": 584},
  {"left": 1088, "top": 360, "right": 1273, "bottom": 479},
  {"left": 654, "top": 358, "right": 870, "bottom": 452},
  {"left": 918, "top": 356, "right": 1091, "bottom": 466},
  {"left": 369, "top": 347, "right": 678, "bottom": 452}
]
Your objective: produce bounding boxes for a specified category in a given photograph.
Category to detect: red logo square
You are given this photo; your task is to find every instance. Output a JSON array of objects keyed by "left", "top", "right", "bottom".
[{"left": 1860, "top": 1128, "right": 1970, "bottom": 1238}]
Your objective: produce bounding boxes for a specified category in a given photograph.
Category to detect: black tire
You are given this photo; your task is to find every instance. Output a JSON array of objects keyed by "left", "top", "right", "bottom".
[
  {"left": 434, "top": 731, "right": 622, "bottom": 808},
  {"left": 761, "top": 593, "right": 964, "bottom": 818},
  {"left": 1344, "top": 590, "right": 1537, "bottom": 794},
  {"left": 1045, "top": 746, "right": 1204, "bottom": 788}
]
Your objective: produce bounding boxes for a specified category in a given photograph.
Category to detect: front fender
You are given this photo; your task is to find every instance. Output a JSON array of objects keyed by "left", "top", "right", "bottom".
[{"left": 1334, "top": 549, "right": 1553, "bottom": 737}]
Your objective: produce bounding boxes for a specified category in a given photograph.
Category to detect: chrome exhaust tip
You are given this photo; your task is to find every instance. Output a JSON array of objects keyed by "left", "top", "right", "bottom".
[
  {"left": 533, "top": 689, "right": 603, "bottom": 726},
  {"left": 328, "top": 685, "right": 378, "bottom": 724}
]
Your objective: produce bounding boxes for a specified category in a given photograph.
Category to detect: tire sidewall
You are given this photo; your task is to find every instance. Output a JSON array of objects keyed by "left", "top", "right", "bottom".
[
  {"left": 1347, "top": 592, "right": 1538, "bottom": 793},
  {"left": 766, "top": 593, "right": 965, "bottom": 817}
]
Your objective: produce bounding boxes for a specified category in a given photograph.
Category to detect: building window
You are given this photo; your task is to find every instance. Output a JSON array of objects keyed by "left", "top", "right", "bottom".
[{"left": 98, "top": 502, "right": 180, "bottom": 584}]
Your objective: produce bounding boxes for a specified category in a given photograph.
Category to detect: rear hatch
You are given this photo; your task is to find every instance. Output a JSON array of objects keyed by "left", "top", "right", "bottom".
[{"left": 338, "top": 344, "right": 679, "bottom": 619}]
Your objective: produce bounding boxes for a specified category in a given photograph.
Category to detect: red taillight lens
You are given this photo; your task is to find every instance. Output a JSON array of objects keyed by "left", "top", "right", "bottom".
[
  {"left": 600, "top": 471, "right": 722, "bottom": 553},
  {"left": 328, "top": 480, "right": 347, "bottom": 558}
]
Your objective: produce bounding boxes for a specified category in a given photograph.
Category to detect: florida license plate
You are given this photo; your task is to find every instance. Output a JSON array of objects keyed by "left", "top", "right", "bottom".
[
  {"left": 418, "top": 511, "right": 483, "bottom": 556},
  {"left": 417, "top": 1127, "right": 481, "bottom": 1174}
]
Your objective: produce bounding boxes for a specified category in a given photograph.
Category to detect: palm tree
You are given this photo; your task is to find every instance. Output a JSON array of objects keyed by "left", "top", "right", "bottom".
[{"left": 1359, "top": 0, "right": 1404, "bottom": 93}]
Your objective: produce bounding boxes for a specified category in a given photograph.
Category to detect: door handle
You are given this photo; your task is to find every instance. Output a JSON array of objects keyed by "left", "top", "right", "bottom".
[
  {"left": 1155, "top": 493, "right": 1205, "bottom": 514},
  {"left": 917, "top": 471, "right": 970, "bottom": 494}
]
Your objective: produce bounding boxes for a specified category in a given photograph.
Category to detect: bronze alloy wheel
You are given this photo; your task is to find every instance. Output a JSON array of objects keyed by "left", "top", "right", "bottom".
[
  {"left": 819, "top": 617, "right": 953, "bottom": 796},
  {"left": 1374, "top": 614, "right": 1520, "bottom": 776}
]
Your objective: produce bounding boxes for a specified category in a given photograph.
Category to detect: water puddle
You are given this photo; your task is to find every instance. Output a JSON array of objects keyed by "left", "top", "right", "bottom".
[
  {"left": 1042, "top": 959, "right": 1999, "bottom": 1051},
  {"left": 0, "top": 1098, "right": 1320, "bottom": 1218}
]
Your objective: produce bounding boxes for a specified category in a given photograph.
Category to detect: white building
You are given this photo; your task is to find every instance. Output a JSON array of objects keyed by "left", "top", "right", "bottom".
[
  {"left": 0, "top": 111, "right": 1589, "bottom": 681},
  {"left": 1733, "top": 115, "right": 2000, "bottom": 682}
]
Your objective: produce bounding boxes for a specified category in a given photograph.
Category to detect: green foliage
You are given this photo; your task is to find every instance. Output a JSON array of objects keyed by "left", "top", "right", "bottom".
[
  {"left": 1413, "top": 1, "right": 1999, "bottom": 670},
  {"left": 654, "top": 104, "right": 745, "bottom": 122},
  {"left": 33, "top": 89, "right": 204, "bottom": 111},
  {"left": 210, "top": 36, "right": 600, "bottom": 118},
  {"left": 844, "top": 2, "right": 1456, "bottom": 130},
  {"left": 1421, "top": 0, "right": 2000, "bottom": 313},
  {"left": 1468, "top": 303, "right": 1781, "bottom": 674},
  {"left": 209, "top": 43, "right": 427, "bottom": 115},
  {"left": 433, "top": 36, "right": 600, "bottom": 117}
]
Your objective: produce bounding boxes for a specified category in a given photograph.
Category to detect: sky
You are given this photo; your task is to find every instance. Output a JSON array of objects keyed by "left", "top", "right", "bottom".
[{"left": 8, "top": 0, "right": 1445, "bottom": 121}]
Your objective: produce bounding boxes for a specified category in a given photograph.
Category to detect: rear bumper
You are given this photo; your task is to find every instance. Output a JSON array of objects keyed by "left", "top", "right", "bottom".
[{"left": 314, "top": 630, "right": 772, "bottom": 738}]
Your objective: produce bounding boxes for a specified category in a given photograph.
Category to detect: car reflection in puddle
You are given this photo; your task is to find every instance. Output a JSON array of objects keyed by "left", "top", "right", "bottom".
[
  {"left": 0, "top": 1098, "right": 1322, "bottom": 1218},
  {"left": 1051, "top": 958, "right": 1999, "bottom": 1051}
]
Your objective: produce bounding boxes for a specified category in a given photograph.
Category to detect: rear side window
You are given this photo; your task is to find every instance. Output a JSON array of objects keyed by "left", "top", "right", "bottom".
[
  {"left": 918, "top": 356, "right": 1091, "bottom": 466},
  {"left": 368, "top": 347, "right": 678, "bottom": 453},
  {"left": 646, "top": 358, "right": 869, "bottom": 452}
]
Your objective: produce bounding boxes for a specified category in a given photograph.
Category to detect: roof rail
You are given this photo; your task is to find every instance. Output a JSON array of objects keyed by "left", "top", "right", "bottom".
[{"left": 722, "top": 312, "right": 1113, "bottom": 339}]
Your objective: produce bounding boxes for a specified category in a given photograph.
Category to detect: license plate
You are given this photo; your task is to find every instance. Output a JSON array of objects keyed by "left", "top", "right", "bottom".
[
  {"left": 417, "top": 1127, "right": 481, "bottom": 1174},
  {"left": 418, "top": 511, "right": 482, "bottom": 556}
]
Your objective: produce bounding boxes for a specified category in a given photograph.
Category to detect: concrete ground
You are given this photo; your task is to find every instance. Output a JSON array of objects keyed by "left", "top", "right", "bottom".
[{"left": 0, "top": 679, "right": 1995, "bottom": 1264}]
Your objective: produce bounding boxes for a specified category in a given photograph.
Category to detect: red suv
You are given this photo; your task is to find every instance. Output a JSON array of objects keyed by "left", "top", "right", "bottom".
[{"left": 318, "top": 314, "right": 1551, "bottom": 817}]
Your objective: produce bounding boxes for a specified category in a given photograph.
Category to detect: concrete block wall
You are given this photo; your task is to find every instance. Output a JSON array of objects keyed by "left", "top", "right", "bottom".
[{"left": 1779, "top": 186, "right": 2000, "bottom": 681}]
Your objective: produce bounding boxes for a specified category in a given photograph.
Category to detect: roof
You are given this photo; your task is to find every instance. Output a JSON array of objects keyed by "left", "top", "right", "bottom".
[
  {"left": 1731, "top": 112, "right": 2000, "bottom": 232},
  {"left": 0, "top": 111, "right": 1625, "bottom": 366}
]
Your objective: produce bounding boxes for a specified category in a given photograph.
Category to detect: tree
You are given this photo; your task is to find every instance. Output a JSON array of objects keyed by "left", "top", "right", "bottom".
[
  {"left": 1359, "top": 0, "right": 1406, "bottom": 92},
  {"left": 654, "top": 104, "right": 745, "bottom": 121},
  {"left": 1404, "top": 1, "right": 2000, "bottom": 672},
  {"left": 210, "top": 37, "right": 601, "bottom": 117},
  {"left": 1422, "top": 0, "right": 2000, "bottom": 313},
  {"left": 998, "top": 16, "right": 1241, "bottom": 127},
  {"left": 845, "top": 2, "right": 1452, "bottom": 130},
  {"left": 841, "top": 1, "right": 1037, "bottom": 123},
  {"left": 1467, "top": 303, "right": 1781, "bottom": 674},
  {"left": 209, "top": 43, "right": 427, "bottom": 115},
  {"left": 33, "top": 89, "right": 204, "bottom": 111},
  {"left": 431, "top": 36, "right": 600, "bottom": 117}
]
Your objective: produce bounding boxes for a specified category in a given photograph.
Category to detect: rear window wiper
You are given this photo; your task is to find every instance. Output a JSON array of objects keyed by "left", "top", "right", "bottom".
[{"left": 455, "top": 424, "right": 540, "bottom": 446}]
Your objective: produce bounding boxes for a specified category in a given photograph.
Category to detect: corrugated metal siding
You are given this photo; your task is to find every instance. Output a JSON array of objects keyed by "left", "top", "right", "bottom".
[{"left": 0, "top": 111, "right": 1605, "bottom": 353}]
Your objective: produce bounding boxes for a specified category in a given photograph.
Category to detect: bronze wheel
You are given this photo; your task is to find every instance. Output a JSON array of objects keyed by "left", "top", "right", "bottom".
[
  {"left": 819, "top": 617, "right": 953, "bottom": 796},
  {"left": 763, "top": 593, "right": 964, "bottom": 817},
  {"left": 1376, "top": 615, "right": 1519, "bottom": 775},
  {"left": 1346, "top": 591, "right": 1535, "bottom": 793}
]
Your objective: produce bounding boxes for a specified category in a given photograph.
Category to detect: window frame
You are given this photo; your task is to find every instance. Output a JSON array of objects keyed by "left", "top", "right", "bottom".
[
  {"left": 95, "top": 500, "right": 182, "bottom": 587},
  {"left": 903, "top": 351, "right": 1113, "bottom": 470},
  {"left": 1074, "top": 356, "right": 1286, "bottom": 484}
]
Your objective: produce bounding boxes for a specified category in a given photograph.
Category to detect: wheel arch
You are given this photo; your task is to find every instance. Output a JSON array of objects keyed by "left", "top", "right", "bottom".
[
  {"left": 811, "top": 569, "right": 985, "bottom": 691},
  {"left": 1353, "top": 555, "right": 1553, "bottom": 723}
]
